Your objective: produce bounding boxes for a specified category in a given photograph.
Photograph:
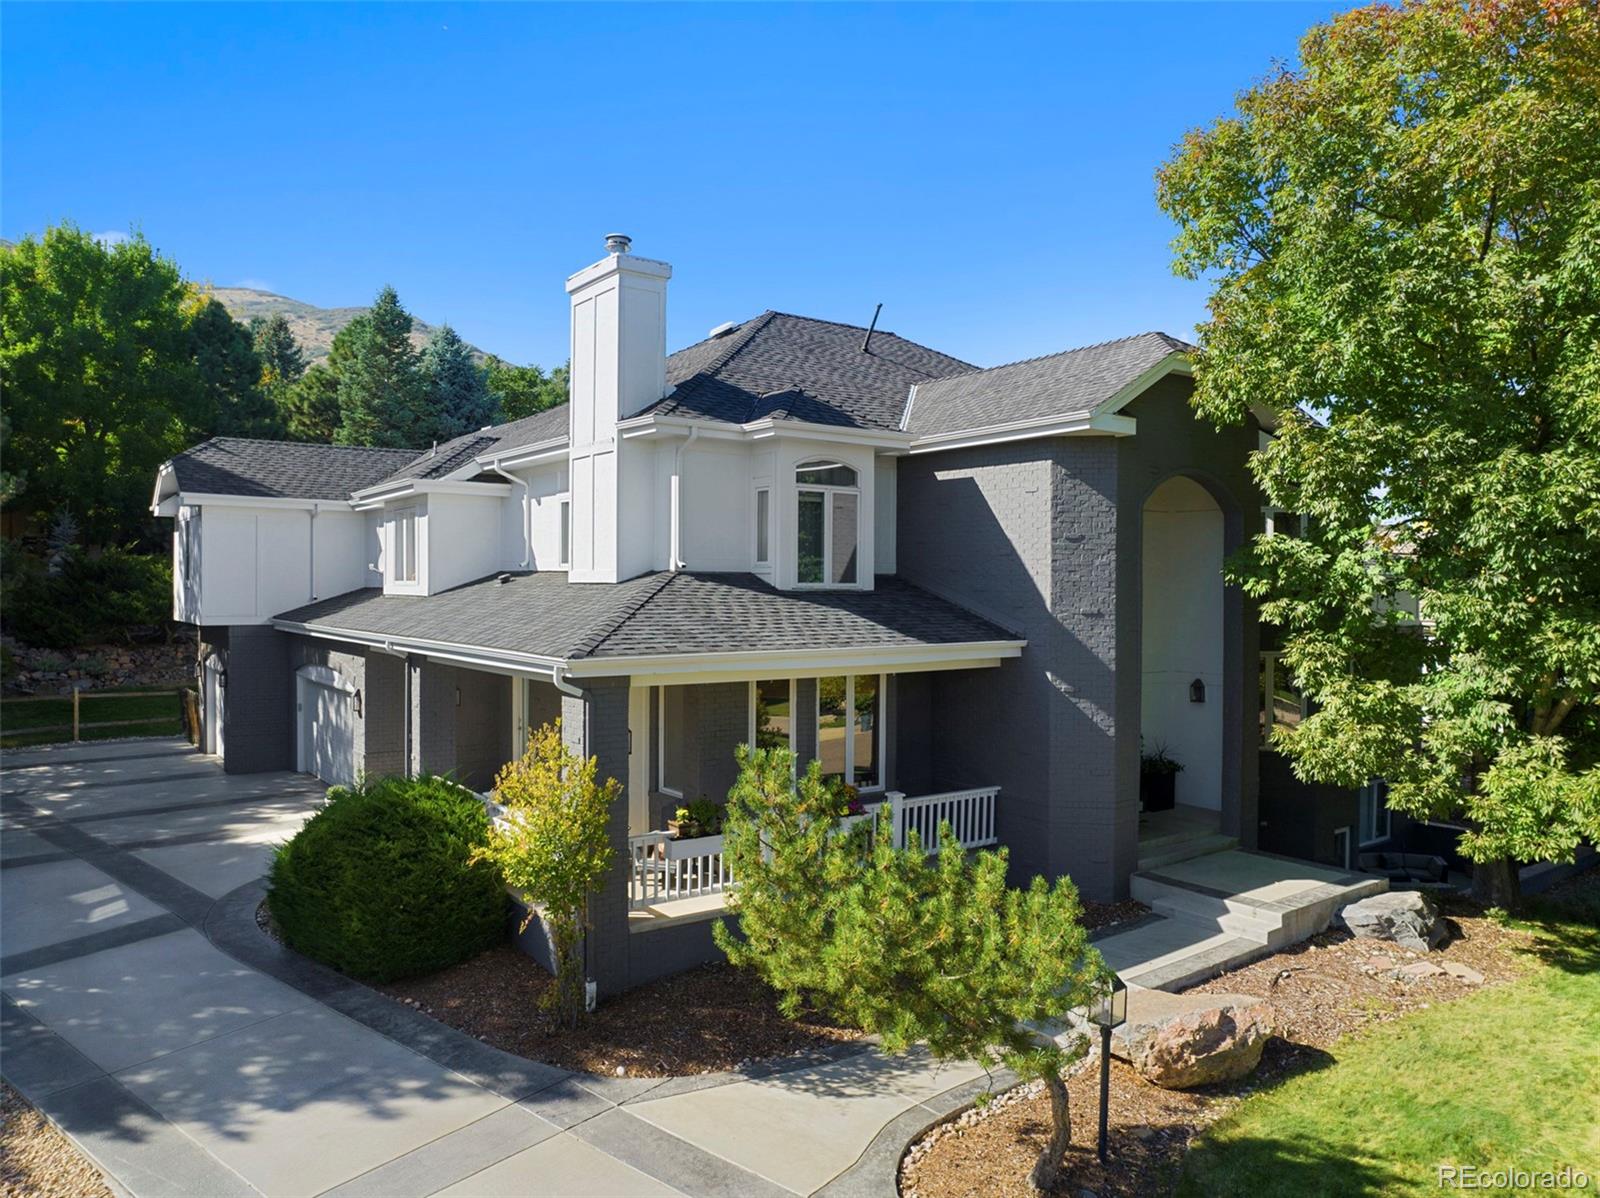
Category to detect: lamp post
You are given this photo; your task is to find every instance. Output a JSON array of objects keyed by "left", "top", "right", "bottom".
[{"left": 1087, "top": 970, "right": 1127, "bottom": 1164}]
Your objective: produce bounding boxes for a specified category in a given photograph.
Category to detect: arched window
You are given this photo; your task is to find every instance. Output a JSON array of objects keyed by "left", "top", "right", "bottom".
[{"left": 795, "top": 460, "right": 859, "bottom": 585}]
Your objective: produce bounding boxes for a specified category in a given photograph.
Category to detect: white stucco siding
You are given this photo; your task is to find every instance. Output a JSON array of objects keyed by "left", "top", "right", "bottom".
[
  {"left": 874, "top": 456, "right": 897, "bottom": 576},
  {"left": 424, "top": 492, "right": 505, "bottom": 593},
  {"left": 1141, "top": 476, "right": 1225, "bottom": 810},
  {"left": 312, "top": 509, "right": 369, "bottom": 600},
  {"left": 195, "top": 504, "right": 362, "bottom": 625},
  {"left": 679, "top": 442, "right": 752, "bottom": 572}
]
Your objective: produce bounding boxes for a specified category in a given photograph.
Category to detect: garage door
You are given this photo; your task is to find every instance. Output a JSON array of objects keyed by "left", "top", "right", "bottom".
[{"left": 297, "top": 672, "right": 356, "bottom": 786}]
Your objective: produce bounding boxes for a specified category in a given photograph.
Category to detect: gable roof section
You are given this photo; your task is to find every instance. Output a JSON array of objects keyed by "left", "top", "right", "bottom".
[
  {"left": 373, "top": 404, "right": 571, "bottom": 486},
  {"left": 904, "top": 332, "right": 1193, "bottom": 439},
  {"left": 650, "top": 312, "right": 978, "bottom": 431},
  {"left": 272, "top": 570, "right": 1019, "bottom": 665},
  {"left": 166, "top": 438, "right": 421, "bottom": 501}
]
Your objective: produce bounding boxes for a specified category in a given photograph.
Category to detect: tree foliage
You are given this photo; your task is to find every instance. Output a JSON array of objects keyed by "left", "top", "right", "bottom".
[
  {"left": 250, "top": 311, "right": 306, "bottom": 388},
  {"left": 0, "top": 225, "right": 204, "bottom": 545},
  {"left": 421, "top": 324, "right": 501, "bottom": 441},
  {"left": 187, "top": 295, "right": 284, "bottom": 439},
  {"left": 1157, "top": 0, "right": 1600, "bottom": 902},
  {"left": 474, "top": 721, "right": 618, "bottom": 1028},
  {"left": 486, "top": 356, "right": 568, "bottom": 420},
  {"left": 335, "top": 285, "right": 427, "bottom": 448},
  {"left": 715, "top": 746, "right": 1105, "bottom": 1190}
]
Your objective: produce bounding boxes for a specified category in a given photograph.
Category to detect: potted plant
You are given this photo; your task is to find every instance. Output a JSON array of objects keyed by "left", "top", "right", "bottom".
[
  {"left": 1139, "top": 744, "right": 1183, "bottom": 812},
  {"left": 668, "top": 798, "right": 725, "bottom": 841}
]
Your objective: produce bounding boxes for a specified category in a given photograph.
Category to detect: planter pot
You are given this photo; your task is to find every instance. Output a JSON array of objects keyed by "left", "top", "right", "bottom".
[
  {"left": 664, "top": 833, "right": 724, "bottom": 860},
  {"left": 1140, "top": 772, "right": 1177, "bottom": 812}
]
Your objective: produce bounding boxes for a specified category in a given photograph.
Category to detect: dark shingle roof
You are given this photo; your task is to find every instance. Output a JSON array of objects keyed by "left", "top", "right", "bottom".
[
  {"left": 372, "top": 405, "right": 571, "bottom": 486},
  {"left": 167, "top": 439, "right": 422, "bottom": 501},
  {"left": 273, "top": 571, "right": 1018, "bottom": 661},
  {"left": 650, "top": 312, "right": 977, "bottom": 431},
  {"left": 905, "top": 332, "right": 1193, "bottom": 438}
]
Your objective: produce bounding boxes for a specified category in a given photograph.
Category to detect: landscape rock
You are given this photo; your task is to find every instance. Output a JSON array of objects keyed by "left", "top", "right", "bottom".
[
  {"left": 1113, "top": 990, "right": 1275, "bottom": 1090},
  {"left": 1338, "top": 890, "right": 1446, "bottom": 953},
  {"left": 1440, "top": 961, "right": 1484, "bottom": 985},
  {"left": 1395, "top": 960, "right": 1445, "bottom": 981}
]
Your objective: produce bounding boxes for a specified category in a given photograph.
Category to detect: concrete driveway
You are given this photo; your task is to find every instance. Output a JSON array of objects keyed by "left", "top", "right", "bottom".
[{"left": 0, "top": 739, "right": 986, "bottom": 1197}]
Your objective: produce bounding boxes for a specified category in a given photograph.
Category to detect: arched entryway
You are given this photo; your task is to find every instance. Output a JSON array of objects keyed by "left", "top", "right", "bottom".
[{"left": 1140, "top": 475, "right": 1225, "bottom": 824}]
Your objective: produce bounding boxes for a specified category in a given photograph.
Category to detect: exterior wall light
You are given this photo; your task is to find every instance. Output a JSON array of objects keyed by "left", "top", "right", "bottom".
[
  {"left": 353, "top": 689, "right": 362, "bottom": 718},
  {"left": 1189, "top": 678, "right": 1206, "bottom": 703}
]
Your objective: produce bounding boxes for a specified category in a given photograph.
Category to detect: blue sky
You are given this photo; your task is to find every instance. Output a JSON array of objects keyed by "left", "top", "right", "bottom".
[{"left": 3, "top": 3, "right": 1343, "bottom": 369}]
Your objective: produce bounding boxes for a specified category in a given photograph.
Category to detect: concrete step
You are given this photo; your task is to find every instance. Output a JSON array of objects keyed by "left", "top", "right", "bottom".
[
  {"left": 1132, "top": 875, "right": 1282, "bottom": 943},
  {"left": 1136, "top": 832, "right": 1238, "bottom": 871},
  {"left": 1093, "top": 913, "right": 1273, "bottom": 991}
]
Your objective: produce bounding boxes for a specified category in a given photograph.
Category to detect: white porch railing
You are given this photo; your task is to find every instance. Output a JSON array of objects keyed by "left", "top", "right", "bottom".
[{"left": 627, "top": 786, "right": 1001, "bottom": 911}]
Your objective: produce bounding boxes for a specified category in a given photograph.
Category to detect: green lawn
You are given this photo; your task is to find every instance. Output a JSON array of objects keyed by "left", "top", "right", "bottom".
[
  {"left": 1179, "top": 881, "right": 1600, "bottom": 1196},
  {"left": 1, "top": 689, "right": 183, "bottom": 748}
]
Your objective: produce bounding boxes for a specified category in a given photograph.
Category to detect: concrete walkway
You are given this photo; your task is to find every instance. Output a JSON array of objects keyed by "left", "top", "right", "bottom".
[{"left": 1, "top": 740, "right": 990, "bottom": 1197}]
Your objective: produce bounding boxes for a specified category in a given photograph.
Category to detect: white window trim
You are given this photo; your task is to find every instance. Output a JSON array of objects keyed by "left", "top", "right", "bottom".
[
  {"left": 387, "top": 505, "right": 424, "bottom": 593},
  {"left": 794, "top": 483, "right": 859, "bottom": 589},
  {"left": 1358, "top": 781, "right": 1392, "bottom": 846},
  {"left": 812, "top": 673, "right": 887, "bottom": 792},
  {"left": 753, "top": 487, "right": 772, "bottom": 568},
  {"left": 747, "top": 678, "right": 797, "bottom": 776},
  {"left": 658, "top": 686, "right": 683, "bottom": 799},
  {"left": 558, "top": 498, "right": 572, "bottom": 570}
]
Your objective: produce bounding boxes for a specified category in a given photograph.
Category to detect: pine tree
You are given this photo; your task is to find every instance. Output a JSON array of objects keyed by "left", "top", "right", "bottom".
[
  {"left": 335, "top": 286, "right": 426, "bottom": 448},
  {"left": 420, "top": 324, "right": 501, "bottom": 442},
  {"left": 282, "top": 365, "right": 342, "bottom": 443},
  {"left": 250, "top": 313, "right": 306, "bottom": 388},
  {"left": 188, "top": 297, "right": 283, "bottom": 439}
]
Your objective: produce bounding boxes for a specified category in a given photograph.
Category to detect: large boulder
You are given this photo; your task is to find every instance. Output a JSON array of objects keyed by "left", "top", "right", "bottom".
[
  {"left": 1112, "top": 989, "right": 1275, "bottom": 1090},
  {"left": 1338, "top": 890, "right": 1446, "bottom": 953}
]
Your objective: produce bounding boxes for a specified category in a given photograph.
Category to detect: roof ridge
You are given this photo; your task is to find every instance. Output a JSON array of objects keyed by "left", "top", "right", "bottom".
[
  {"left": 762, "top": 311, "right": 979, "bottom": 373},
  {"left": 189, "top": 436, "right": 420, "bottom": 453},
  {"left": 922, "top": 330, "right": 1191, "bottom": 383},
  {"left": 691, "top": 310, "right": 778, "bottom": 381},
  {"left": 567, "top": 571, "right": 679, "bottom": 659}
]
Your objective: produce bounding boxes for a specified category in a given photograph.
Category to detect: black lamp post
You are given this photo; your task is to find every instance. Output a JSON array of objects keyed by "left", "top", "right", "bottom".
[{"left": 1086, "top": 971, "right": 1128, "bottom": 1163}]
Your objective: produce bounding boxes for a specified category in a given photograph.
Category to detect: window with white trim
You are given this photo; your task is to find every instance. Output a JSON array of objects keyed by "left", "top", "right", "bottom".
[
  {"left": 754, "top": 488, "right": 771, "bottom": 566},
  {"left": 795, "top": 460, "right": 858, "bottom": 585},
  {"left": 1359, "top": 780, "right": 1392, "bottom": 846},
  {"left": 392, "top": 506, "right": 418, "bottom": 584},
  {"left": 559, "top": 499, "right": 571, "bottom": 569},
  {"left": 815, "top": 674, "right": 883, "bottom": 789},
  {"left": 750, "top": 678, "right": 793, "bottom": 753}
]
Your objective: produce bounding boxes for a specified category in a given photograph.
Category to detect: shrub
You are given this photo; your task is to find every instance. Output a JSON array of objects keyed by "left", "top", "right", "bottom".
[
  {"left": 268, "top": 775, "right": 507, "bottom": 983},
  {"left": 0, "top": 541, "right": 171, "bottom": 649}
]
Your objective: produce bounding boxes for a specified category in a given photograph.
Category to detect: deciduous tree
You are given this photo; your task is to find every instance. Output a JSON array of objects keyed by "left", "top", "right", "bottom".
[
  {"left": 474, "top": 721, "right": 618, "bottom": 1028},
  {"left": 1157, "top": 0, "right": 1600, "bottom": 905},
  {"left": 486, "top": 356, "right": 568, "bottom": 420}
]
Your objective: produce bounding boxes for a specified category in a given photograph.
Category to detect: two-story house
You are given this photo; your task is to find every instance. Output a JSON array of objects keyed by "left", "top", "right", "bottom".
[{"left": 152, "top": 234, "right": 1270, "bottom": 996}]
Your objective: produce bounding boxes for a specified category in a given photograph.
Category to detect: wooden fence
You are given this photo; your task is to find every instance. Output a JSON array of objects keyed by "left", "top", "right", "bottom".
[{"left": 2, "top": 686, "right": 196, "bottom": 744}]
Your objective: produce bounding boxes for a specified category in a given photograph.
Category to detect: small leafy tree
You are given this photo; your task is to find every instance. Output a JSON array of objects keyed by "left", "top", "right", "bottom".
[
  {"left": 486, "top": 356, "right": 568, "bottom": 420},
  {"left": 475, "top": 720, "right": 618, "bottom": 1027},
  {"left": 716, "top": 746, "right": 1105, "bottom": 1192}
]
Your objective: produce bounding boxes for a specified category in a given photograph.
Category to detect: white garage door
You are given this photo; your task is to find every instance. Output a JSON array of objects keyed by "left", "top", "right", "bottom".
[{"left": 297, "top": 672, "right": 356, "bottom": 786}]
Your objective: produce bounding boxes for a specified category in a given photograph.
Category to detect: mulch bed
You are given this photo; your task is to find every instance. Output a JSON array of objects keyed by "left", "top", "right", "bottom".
[
  {"left": 902, "top": 895, "right": 1543, "bottom": 1198},
  {"left": 1082, "top": 899, "right": 1151, "bottom": 934},
  {"left": 379, "top": 945, "right": 865, "bottom": 1078},
  {"left": 0, "top": 1080, "right": 112, "bottom": 1198}
]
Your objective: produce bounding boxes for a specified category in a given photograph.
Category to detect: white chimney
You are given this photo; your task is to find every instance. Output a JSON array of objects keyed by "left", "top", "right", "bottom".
[{"left": 565, "top": 235, "right": 671, "bottom": 583}]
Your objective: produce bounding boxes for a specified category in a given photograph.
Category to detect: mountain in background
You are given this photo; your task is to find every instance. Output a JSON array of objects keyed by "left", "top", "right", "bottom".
[{"left": 209, "top": 286, "right": 497, "bottom": 365}]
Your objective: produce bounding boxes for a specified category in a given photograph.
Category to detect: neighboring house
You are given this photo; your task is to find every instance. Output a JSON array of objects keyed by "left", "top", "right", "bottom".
[{"left": 152, "top": 234, "right": 1275, "bottom": 996}]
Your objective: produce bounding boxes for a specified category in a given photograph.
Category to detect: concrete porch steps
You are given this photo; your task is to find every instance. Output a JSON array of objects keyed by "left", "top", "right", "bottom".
[
  {"left": 1094, "top": 849, "right": 1389, "bottom": 992},
  {"left": 1136, "top": 830, "right": 1238, "bottom": 871}
]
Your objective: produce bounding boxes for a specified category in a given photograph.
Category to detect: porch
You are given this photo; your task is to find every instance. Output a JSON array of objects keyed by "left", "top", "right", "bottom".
[{"left": 625, "top": 784, "right": 1002, "bottom": 922}]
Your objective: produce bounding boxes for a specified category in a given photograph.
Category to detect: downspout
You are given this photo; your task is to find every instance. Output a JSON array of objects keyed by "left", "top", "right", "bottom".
[
  {"left": 488, "top": 462, "right": 532, "bottom": 568},
  {"left": 552, "top": 662, "right": 584, "bottom": 698},
  {"left": 308, "top": 503, "right": 320, "bottom": 601},
  {"left": 669, "top": 427, "right": 700, "bottom": 571}
]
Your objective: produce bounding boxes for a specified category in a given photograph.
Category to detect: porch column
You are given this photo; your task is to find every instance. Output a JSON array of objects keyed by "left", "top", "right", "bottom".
[
  {"left": 408, "top": 657, "right": 458, "bottom": 778},
  {"left": 561, "top": 676, "right": 633, "bottom": 1000}
]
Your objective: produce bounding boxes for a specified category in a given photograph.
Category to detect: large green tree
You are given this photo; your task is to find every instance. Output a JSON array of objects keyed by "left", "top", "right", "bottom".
[
  {"left": 0, "top": 225, "right": 204, "bottom": 545},
  {"left": 1158, "top": 0, "right": 1600, "bottom": 904},
  {"left": 420, "top": 324, "right": 501, "bottom": 441},
  {"left": 335, "top": 286, "right": 426, "bottom": 448},
  {"left": 189, "top": 296, "right": 283, "bottom": 439},
  {"left": 486, "top": 356, "right": 568, "bottom": 420}
]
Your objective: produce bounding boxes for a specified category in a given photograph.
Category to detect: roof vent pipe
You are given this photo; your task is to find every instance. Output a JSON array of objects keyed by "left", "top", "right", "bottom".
[
  {"left": 604, "top": 233, "right": 632, "bottom": 255},
  {"left": 860, "top": 303, "right": 882, "bottom": 353}
]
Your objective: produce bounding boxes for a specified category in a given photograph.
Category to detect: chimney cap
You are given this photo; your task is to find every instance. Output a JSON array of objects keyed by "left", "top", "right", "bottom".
[{"left": 604, "top": 233, "right": 632, "bottom": 255}]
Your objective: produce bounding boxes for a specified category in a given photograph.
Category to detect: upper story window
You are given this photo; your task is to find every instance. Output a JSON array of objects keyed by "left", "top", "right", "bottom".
[
  {"left": 559, "top": 499, "right": 571, "bottom": 569},
  {"left": 754, "top": 488, "right": 771, "bottom": 566},
  {"left": 392, "top": 506, "right": 419, "bottom": 583},
  {"left": 795, "top": 460, "right": 858, "bottom": 586}
]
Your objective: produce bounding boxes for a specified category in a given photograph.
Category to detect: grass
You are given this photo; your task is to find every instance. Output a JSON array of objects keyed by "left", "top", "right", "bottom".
[
  {"left": 1178, "top": 877, "right": 1600, "bottom": 1196},
  {"left": 0, "top": 688, "right": 183, "bottom": 748}
]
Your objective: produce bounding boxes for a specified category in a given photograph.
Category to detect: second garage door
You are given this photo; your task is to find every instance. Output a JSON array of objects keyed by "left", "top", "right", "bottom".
[{"left": 297, "top": 670, "right": 356, "bottom": 786}]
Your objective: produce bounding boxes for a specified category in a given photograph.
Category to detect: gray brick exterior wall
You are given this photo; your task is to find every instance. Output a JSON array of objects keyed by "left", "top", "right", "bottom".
[
  {"left": 646, "top": 681, "right": 749, "bottom": 827},
  {"left": 362, "top": 652, "right": 407, "bottom": 778},
  {"left": 896, "top": 374, "right": 1261, "bottom": 900},
  {"left": 454, "top": 669, "right": 511, "bottom": 792},
  {"left": 208, "top": 624, "right": 294, "bottom": 774},
  {"left": 410, "top": 657, "right": 457, "bottom": 778}
]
